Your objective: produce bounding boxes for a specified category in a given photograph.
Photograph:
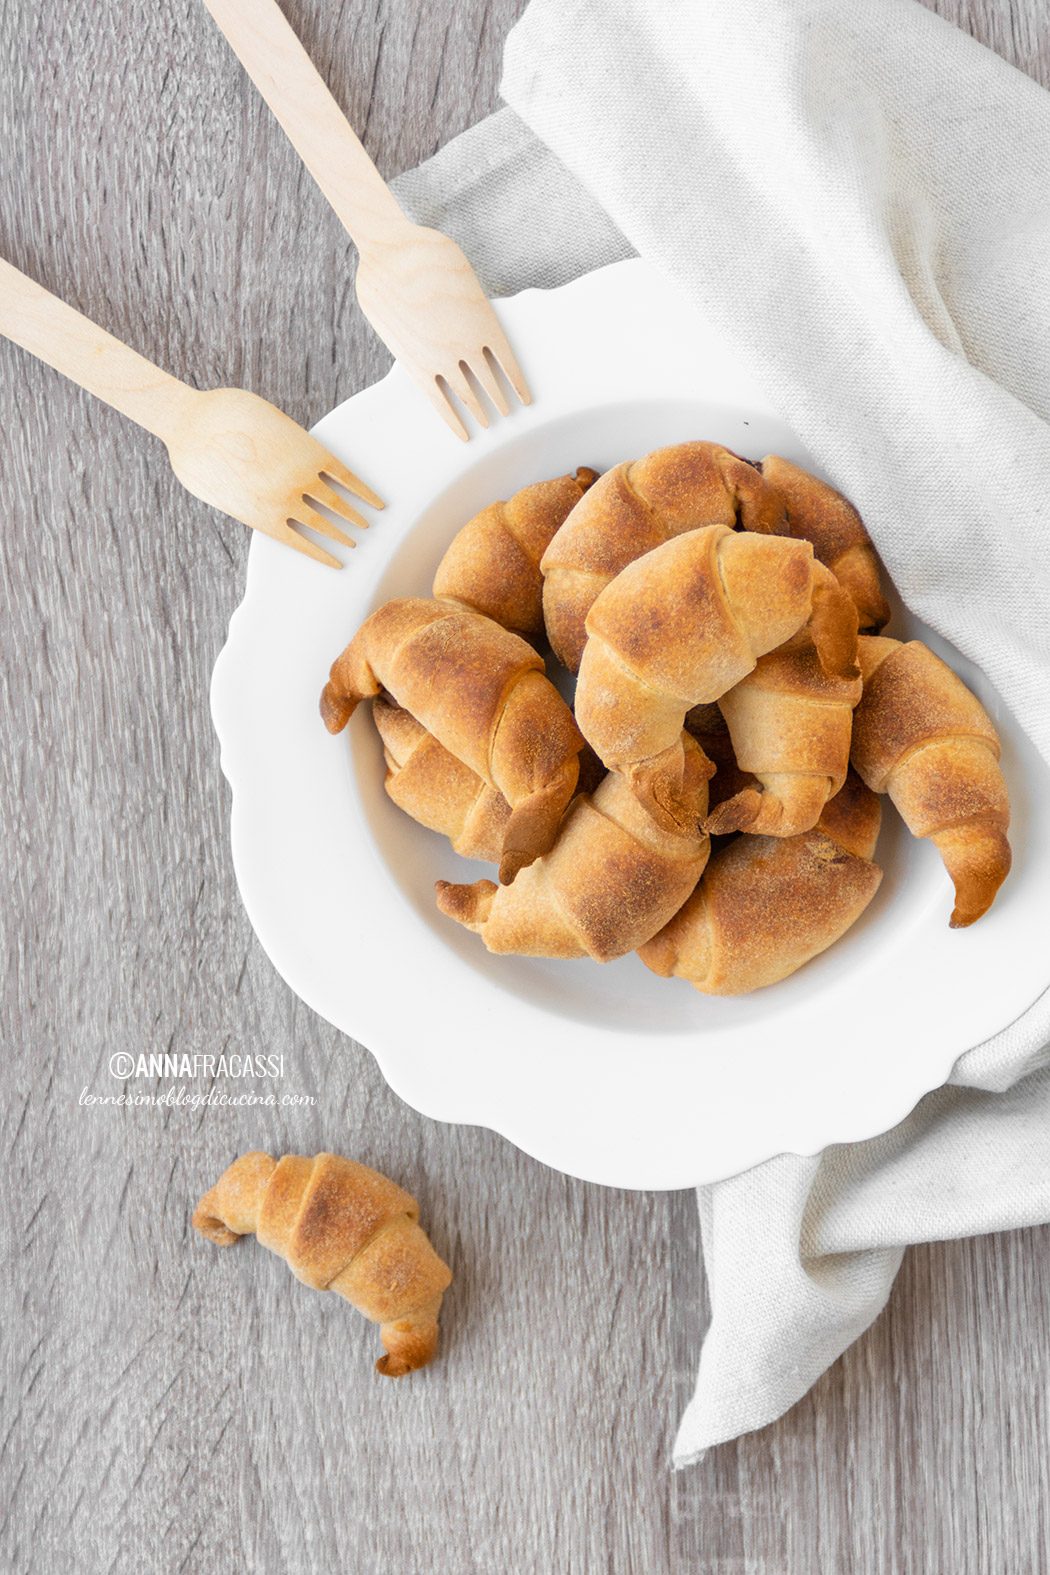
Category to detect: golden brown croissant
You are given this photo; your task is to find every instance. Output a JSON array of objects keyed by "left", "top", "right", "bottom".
[
  {"left": 705, "top": 621, "right": 862, "bottom": 838},
  {"left": 193, "top": 1152, "right": 452, "bottom": 1377},
  {"left": 433, "top": 468, "right": 598, "bottom": 636},
  {"left": 435, "top": 733, "right": 713, "bottom": 961},
  {"left": 758, "top": 454, "right": 889, "bottom": 633},
  {"left": 850, "top": 636, "right": 1011, "bottom": 927},
  {"left": 639, "top": 771, "right": 882, "bottom": 994},
  {"left": 373, "top": 699, "right": 607, "bottom": 863},
  {"left": 574, "top": 524, "right": 859, "bottom": 824},
  {"left": 321, "top": 598, "right": 583, "bottom": 883},
  {"left": 373, "top": 697, "right": 512, "bottom": 863},
  {"left": 540, "top": 441, "right": 788, "bottom": 671}
]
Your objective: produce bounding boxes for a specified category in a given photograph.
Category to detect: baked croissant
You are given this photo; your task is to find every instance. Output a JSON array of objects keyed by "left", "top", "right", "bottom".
[
  {"left": 435, "top": 733, "right": 713, "bottom": 961},
  {"left": 321, "top": 598, "right": 583, "bottom": 883},
  {"left": 758, "top": 454, "right": 889, "bottom": 632},
  {"left": 540, "top": 441, "right": 788, "bottom": 671},
  {"left": 850, "top": 636, "right": 1011, "bottom": 926},
  {"left": 374, "top": 699, "right": 607, "bottom": 863},
  {"left": 433, "top": 468, "right": 598, "bottom": 636},
  {"left": 193, "top": 1151, "right": 452, "bottom": 1377},
  {"left": 639, "top": 771, "right": 882, "bottom": 994},
  {"left": 574, "top": 524, "right": 859, "bottom": 824},
  {"left": 373, "top": 697, "right": 511, "bottom": 864},
  {"left": 705, "top": 621, "right": 862, "bottom": 838}
]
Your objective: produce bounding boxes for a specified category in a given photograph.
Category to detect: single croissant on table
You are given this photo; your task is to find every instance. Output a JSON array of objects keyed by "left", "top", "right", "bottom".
[
  {"left": 436, "top": 732, "right": 713, "bottom": 961},
  {"left": 850, "top": 636, "right": 1011, "bottom": 926},
  {"left": 639, "top": 771, "right": 883, "bottom": 994},
  {"left": 193, "top": 1152, "right": 452, "bottom": 1377},
  {"left": 759, "top": 454, "right": 889, "bottom": 633},
  {"left": 540, "top": 441, "right": 788, "bottom": 671},
  {"left": 433, "top": 467, "right": 598, "bottom": 637},
  {"left": 573, "top": 523, "right": 859, "bottom": 825},
  {"left": 706, "top": 619, "right": 862, "bottom": 838},
  {"left": 321, "top": 598, "right": 583, "bottom": 884}
]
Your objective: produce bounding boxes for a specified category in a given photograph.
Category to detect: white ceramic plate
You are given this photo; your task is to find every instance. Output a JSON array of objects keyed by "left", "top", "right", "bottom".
[{"left": 211, "top": 259, "right": 1050, "bottom": 1190}]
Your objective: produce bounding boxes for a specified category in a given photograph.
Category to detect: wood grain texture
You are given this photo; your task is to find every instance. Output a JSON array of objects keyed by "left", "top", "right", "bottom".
[{"left": 1, "top": 2, "right": 1048, "bottom": 1572}]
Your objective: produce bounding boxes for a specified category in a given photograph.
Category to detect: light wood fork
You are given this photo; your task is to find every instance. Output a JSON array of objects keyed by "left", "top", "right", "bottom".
[
  {"left": 202, "top": 0, "right": 532, "bottom": 442},
  {"left": 0, "top": 257, "right": 382, "bottom": 566}
]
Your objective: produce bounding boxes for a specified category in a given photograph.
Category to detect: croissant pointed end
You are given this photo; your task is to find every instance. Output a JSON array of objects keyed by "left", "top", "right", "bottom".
[
  {"left": 191, "top": 1201, "right": 241, "bottom": 1247},
  {"left": 863, "top": 592, "right": 892, "bottom": 635},
  {"left": 499, "top": 770, "right": 577, "bottom": 883},
  {"left": 497, "top": 850, "right": 526, "bottom": 885},
  {"left": 320, "top": 679, "right": 357, "bottom": 733},
  {"left": 704, "top": 788, "right": 763, "bottom": 836},
  {"left": 192, "top": 1152, "right": 275, "bottom": 1243},
  {"left": 628, "top": 744, "right": 690, "bottom": 832},
  {"left": 935, "top": 823, "right": 1012, "bottom": 928},
  {"left": 375, "top": 1353, "right": 413, "bottom": 1378},
  {"left": 376, "top": 1318, "right": 440, "bottom": 1377},
  {"left": 810, "top": 571, "right": 860, "bottom": 681},
  {"left": 436, "top": 879, "right": 498, "bottom": 932}
]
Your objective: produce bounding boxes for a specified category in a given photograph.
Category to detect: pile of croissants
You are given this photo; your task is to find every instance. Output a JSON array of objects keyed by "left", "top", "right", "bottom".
[{"left": 320, "top": 443, "right": 1012, "bottom": 995}]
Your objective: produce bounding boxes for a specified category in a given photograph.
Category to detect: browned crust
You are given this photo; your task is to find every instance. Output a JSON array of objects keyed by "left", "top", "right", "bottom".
[
  {"left": 434, "top": 735, "right": 712, "bottom": 961},
  {"left": 638, "top": 777, "right": 882, "bottom": 994},
  {"left": 573, "top": 529, "right": 826, "bottom": 820},
  {"left": 540, "top": 441, "right": 788, "bottom": 670},
  {"left": 850, "top": 638, "right": 1010, "bottom": 925},
  {"left": 817, "top": 768, "right": 882, "bottom": 860},
  {"left": 705, "top": 622, "right": 862, "bottom": 836},
  {"left": 373, "top": 701, "right": 606, "bottom": 868},
  {"left": 759, "top": 454, "right": 890, "bottom": 631},
  {"left": 433, "top": 468, "right": 598, "bottom": 635},
  {"left": 193, "top": 1152, "right": 452, "bottom": 1377},
  {"left": 851, "top": 638, "right": 1001, "bottom": 786},
  {"left": 192, "top": 1151, "right": 276, "bottom": 1245},
  {"left": 321, "top": 599, "right": 581, "bottom": 878}
]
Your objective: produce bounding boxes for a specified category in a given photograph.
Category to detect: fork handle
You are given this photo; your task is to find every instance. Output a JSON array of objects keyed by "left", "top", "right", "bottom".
[
  {"left": 202, "top": 0, "right": 410, "bottom": 256},
  {"left": 0, "top": 257, "right": 195, "bottom": 440}
]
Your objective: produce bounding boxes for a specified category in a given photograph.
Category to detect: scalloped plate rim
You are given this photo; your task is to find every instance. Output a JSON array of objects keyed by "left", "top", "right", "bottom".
[{"left": 210, "top": 258, "right": 1050, "bottom": 1190}]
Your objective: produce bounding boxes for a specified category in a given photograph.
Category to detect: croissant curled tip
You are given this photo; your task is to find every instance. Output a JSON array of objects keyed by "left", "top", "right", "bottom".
[
  {"left": 940, "top": 824, "right": 1012, "bottom": 928},
  {"left": 497, "top": 849, "right": 528, "bottom": 886},
  {"left": 704, "top": 787, "right": 763, "bottom": 837},
  {"left": 320, "top": 678, "right": 357, "bottom": 734},
  {"left": 375, "top": 1353, "right": 413, "bottom": 1379},
  {"left": 809, "top": 570, "right": 860, "bottom": 683},
  {"left": 435, "top": 878, "right": 498, "bottom": 931},
  {"left": 692, "top": 745, "right": 718, "bottom": 784},
  {"left": 191, "top": 1202, "right": 241, "bottom": 1248},
  {"left": 376, "top": 1312, "right": 442, "bottom": 1377},
  {"left": 498, "top": 771, "right": 579, "bottom": 883},
  {"left": 574, "top": 465, "right": 601, "bottom": 491},
  {"left": 861, "top": 594, "right": 892, "bottom": 636},
  {"left": 626, "top": 743, "right": 693, "bottom": 832}
]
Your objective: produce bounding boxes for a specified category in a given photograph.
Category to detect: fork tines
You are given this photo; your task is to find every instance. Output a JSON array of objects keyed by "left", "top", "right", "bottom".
[
  {"left": 285, "top": 458, "right": 385, "bottom": 567},
  {"left": 430, "top": 338, "right": 532, "bottom": 442}
]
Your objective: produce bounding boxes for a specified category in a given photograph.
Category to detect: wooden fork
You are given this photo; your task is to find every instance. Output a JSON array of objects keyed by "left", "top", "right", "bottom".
[
  {"left": 202, "top": 0, "right": 532, "bottom": 442},
  {"left": 0, "top": 257, "right": 382, "bottom": 566}
]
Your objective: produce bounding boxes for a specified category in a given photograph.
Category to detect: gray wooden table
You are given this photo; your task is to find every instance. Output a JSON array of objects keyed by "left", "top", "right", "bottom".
[{"left": 2, "top": 2, "right": 1048, "bottom": 1571}]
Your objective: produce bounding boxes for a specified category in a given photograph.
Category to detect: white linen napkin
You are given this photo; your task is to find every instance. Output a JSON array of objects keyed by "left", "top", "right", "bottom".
[{"left": 394, "top": 0, "right": 1050, "bottom": 1465}]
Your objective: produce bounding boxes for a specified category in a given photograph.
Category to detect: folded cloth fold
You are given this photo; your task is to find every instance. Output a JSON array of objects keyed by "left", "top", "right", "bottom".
[{"left": 395, "top": 0, "right": 1050, "bottom": 1465}]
